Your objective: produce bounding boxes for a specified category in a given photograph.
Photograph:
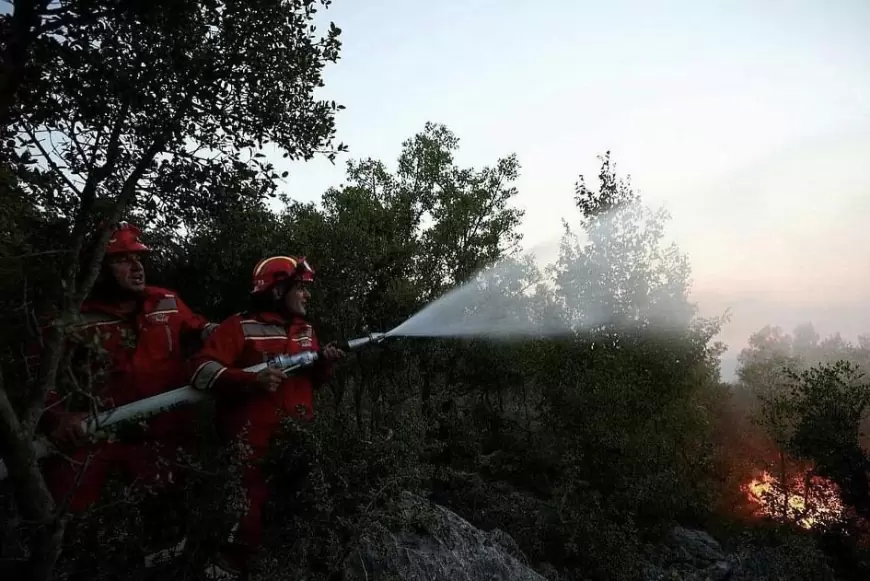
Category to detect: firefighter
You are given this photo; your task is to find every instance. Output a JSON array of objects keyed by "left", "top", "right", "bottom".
[
  {"left": 190, "top": 255, "right": 345, "bottom": 578},
  {"left": 39, "top": 222, "right": 216, "bottom": 544}
]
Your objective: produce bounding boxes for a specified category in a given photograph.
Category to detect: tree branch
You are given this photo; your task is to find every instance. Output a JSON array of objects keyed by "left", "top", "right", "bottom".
[
  {"left": 0, "top": 369, "right": 65, "bottom": 581},
  {"left": 20, "top": 123, "right": 82, "bottom": 197},
  {"left": 22, "top": 127, "right": 166, "bottom": 432},
  {"left": 66, "top": 119, "right": 92, "bottom": 170},
  {"left": 0, "top": 249, "right": 72, "bottom": 261},
  {"left": 74, "top": 135, "right": 169, "bottom": 306},
  {"left": 57, "top": 98, "right": 134, "bottom": 328},
  {"left": 0, "top": 0, "right": 51, "bottom": 127},
  {"left": 89, "top": 125, "right": 105, "bottom": 170},
  {"left": 77, "top": 97, "right": 131, "bottom": 215},
  {"left": 98, "top": 100, "right": 131, "bottom": 180}
]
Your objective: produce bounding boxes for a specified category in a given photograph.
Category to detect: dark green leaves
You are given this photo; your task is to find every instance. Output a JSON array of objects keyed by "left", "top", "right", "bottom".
[{"left": 5, "top": 0, "right": 345, "bottom": 237}]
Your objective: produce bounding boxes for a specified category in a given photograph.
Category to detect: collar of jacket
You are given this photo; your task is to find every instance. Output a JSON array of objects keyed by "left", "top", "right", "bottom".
[
  {"left": 252, "top": 310, "right": 309, "bottom": 328},
  {"left": 81, "top": 286, "right": 166, "bottom": 318}
]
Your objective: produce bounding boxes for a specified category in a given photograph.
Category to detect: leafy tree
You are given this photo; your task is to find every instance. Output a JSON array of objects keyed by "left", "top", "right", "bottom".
[
  {"left": 553, "top": 152, "right": 694, "bottom": 334},
  {"left": 738, "top": 324, "right": 870, "bottom": 472},
  {"left": 786, "top": 363, "right": 870, "bottom": 519},
  {"left": 739, "top": 323, "right": 870, "bottom": 578},
  {"left": 297, "top": 123, "right": 523, "bottom": 423},
  {"left": 151, "top": 197, "right": 287, "bottom": 320},
  {"left": 476, "top": 154, "right": 728, "bottom": 578},
  {"left": 0, "top": 1, "right": 344, "bottom": 577}
]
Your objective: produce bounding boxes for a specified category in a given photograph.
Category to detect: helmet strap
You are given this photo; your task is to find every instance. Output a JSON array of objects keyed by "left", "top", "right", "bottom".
[{"left": 272, "top": 278, "right": 293, "bottom": 315}]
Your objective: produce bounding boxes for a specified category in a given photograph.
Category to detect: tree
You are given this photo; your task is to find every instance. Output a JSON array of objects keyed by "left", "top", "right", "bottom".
[
  {"left": 0, "top": 2, "right": 344, "bottom": 577},
  {"left": 739, "top": 324, "right": 870, "bottom": 534},
  {"left": 541, "top": 153, "right": 724, "bottom": 527},
  {"left": 754, "top": 361, "right": 870, "bottom": 524},
  {"left": 0, "top": 0, "right": 53, "bottom": 128},
  {"left": 553, "top": 152, "right": 694, "bottom": 334},
  {"left": 292, "top": 123, "right": 524, "bottom": 423},
  {"left": 737, "top": 325, "right": 799, "bottom": 404},
  {"left": 155, "top": 121, "right": 526, "bottom": 440},
  {"left": 786, "top": 363, "right": 870, "bottom": 520}
]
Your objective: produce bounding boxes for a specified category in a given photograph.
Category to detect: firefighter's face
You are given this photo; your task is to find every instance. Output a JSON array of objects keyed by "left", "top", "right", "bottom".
[
  {"left": 282, "top": 280, "right": 311, "bottom": 316},
  {"left": 106, "top": 252, "right": 146, "bottom": 293}
]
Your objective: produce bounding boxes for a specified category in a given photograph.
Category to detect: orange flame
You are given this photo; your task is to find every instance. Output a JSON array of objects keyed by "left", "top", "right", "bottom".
[{"left": 745, "top": 470, "right": 844, "bottom": 529}]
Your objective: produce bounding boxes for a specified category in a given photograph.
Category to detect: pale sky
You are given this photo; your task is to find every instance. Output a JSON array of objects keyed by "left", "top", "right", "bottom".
[{"left": 271, "top": 0, "right": 870, "bottom": 377}]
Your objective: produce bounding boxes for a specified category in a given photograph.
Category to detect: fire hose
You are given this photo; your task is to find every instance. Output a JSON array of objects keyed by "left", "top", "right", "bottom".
[{"left": 0, "top": 332, "right": 387, "bottom": 481}]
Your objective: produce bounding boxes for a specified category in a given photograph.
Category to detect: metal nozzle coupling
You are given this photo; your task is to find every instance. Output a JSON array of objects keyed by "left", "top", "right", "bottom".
[{"left": 268, "top": 351, "right": 319, "bottom": 373}]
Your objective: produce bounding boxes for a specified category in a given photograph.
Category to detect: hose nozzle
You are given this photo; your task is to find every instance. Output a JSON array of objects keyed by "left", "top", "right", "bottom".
[{"left": 343, "top": 332, "right": 386, "bottom": 352}]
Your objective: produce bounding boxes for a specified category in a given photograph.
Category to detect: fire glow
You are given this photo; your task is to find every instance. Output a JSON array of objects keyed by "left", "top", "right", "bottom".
[{"left": 745, "top": 470, "right": 845, "bottom": 529}]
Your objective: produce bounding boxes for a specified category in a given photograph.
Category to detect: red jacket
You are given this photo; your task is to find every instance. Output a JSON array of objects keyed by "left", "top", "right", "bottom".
[
  {"left": 189, "top": 311, "right": 333, "bottom": 445},
  {"left": 41, "top": 286, "right": 215, "bottom": 437}
]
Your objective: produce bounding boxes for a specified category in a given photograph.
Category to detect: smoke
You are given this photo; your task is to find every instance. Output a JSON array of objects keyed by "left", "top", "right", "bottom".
[{"left": 669, "top": 132, "right": 870, "bottom": 380}]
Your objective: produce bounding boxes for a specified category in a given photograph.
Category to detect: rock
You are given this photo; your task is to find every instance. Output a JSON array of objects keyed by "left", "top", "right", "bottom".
[
  {"left": 346, "top": 491, "right": 548, "bottom": 581},
  {"left": 643, "top": 526, "right": 733, "bottom": 581},
  {"left": 488, "top": 528, "right": 529, "bottom": 565},
  {"left": 666, "top": 527, "right": 727, "bottom": 567},
  {"left": 703, "top": 560, "right": 734, "bottom": 581},
  {"left": 536, "top": 562, "right": 560, "bottom": 581}
]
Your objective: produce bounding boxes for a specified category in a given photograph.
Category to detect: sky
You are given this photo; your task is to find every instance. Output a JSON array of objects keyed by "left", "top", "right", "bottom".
[{"left": 269, "top": 0, "right": 870, "bottom": 378}]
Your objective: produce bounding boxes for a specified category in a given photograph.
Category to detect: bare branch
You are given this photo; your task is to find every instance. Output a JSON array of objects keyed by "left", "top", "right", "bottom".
[
  {"left": 98, "top": 100, "right": 131, "bottom": 180},
  {"left": 67, "top": 91, "right": 196, "bottom": 317},
  {"left": 73, "top": 136, "right": 167, "bottom": 306},
  {"left": 66, "top": 119, "right": 91, "bottom": 169},
  {"left": 0, "top": 249, "right": 72, "bottom": 261},
  {"left": 20, "top": 123, "right": 82, "bottom": 196},
  {"left": 58, "top": 100, "right": 135, "bottom": 314},
  {"left": 54, "top": 452, "right": 92, "bottom": 517},
  {"left": 76, "top": 97, "right": 131, "bottom": 218},
  {"left": 25, "top": 323, "right": 65, "bottom": 432},
  {"left": 89, "top": 125, "right": 104, "bottom": 169}
]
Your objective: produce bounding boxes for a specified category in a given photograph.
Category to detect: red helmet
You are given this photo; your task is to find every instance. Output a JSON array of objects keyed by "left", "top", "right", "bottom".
[
  {"left": 251, "top": 255, "right": 315, "bottom": 294},
  {"left": 105, "top": 222, "right": 149, "bottom": 254}
]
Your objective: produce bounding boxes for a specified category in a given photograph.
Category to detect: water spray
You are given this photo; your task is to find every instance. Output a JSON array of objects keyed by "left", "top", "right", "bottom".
[{"left": 0, "top": 332, "right": 391, "bottom": 481}]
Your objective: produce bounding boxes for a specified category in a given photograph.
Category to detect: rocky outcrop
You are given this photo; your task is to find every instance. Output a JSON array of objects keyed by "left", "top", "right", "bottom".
[
  {"left": 643, "top": 527, "right": 733, "bottom": 581},
  {"left": 345, "top": 491, "right": 547, "bottom": 581},
  {"left": 643, "top": 525, "right": 839, "bottom": 581}
]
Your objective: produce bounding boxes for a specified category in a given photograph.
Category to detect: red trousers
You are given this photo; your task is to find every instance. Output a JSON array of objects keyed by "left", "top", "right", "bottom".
[
  {"left": 43, "top": 438, "right": 186, "bottom": 514},
  {"left": 221, "top": 398, "right": 311, "bottom": 551},
  {"left": 234, "top": 438, "right": 271, "bottom": 550},
  {"left": 42, "top": 408, "right": 196, "bottom": 513}
]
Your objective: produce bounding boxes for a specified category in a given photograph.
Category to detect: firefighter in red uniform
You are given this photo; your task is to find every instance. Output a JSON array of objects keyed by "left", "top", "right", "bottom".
[
  {"left": 190, "top": 255, "right": 345, "bottom": 578},
  {"left": 40, "top": 222, "right": 217, "bottom": 519}
]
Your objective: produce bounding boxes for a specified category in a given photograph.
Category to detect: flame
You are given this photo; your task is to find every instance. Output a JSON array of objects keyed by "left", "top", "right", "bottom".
[{"left": 745, "top": 470, "right": 845, "bottom": 529}]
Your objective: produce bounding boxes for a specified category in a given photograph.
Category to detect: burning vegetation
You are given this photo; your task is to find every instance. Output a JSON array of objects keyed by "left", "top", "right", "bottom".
[{"left": 745, "top": 469, "right": 846, "bottom": 529}]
